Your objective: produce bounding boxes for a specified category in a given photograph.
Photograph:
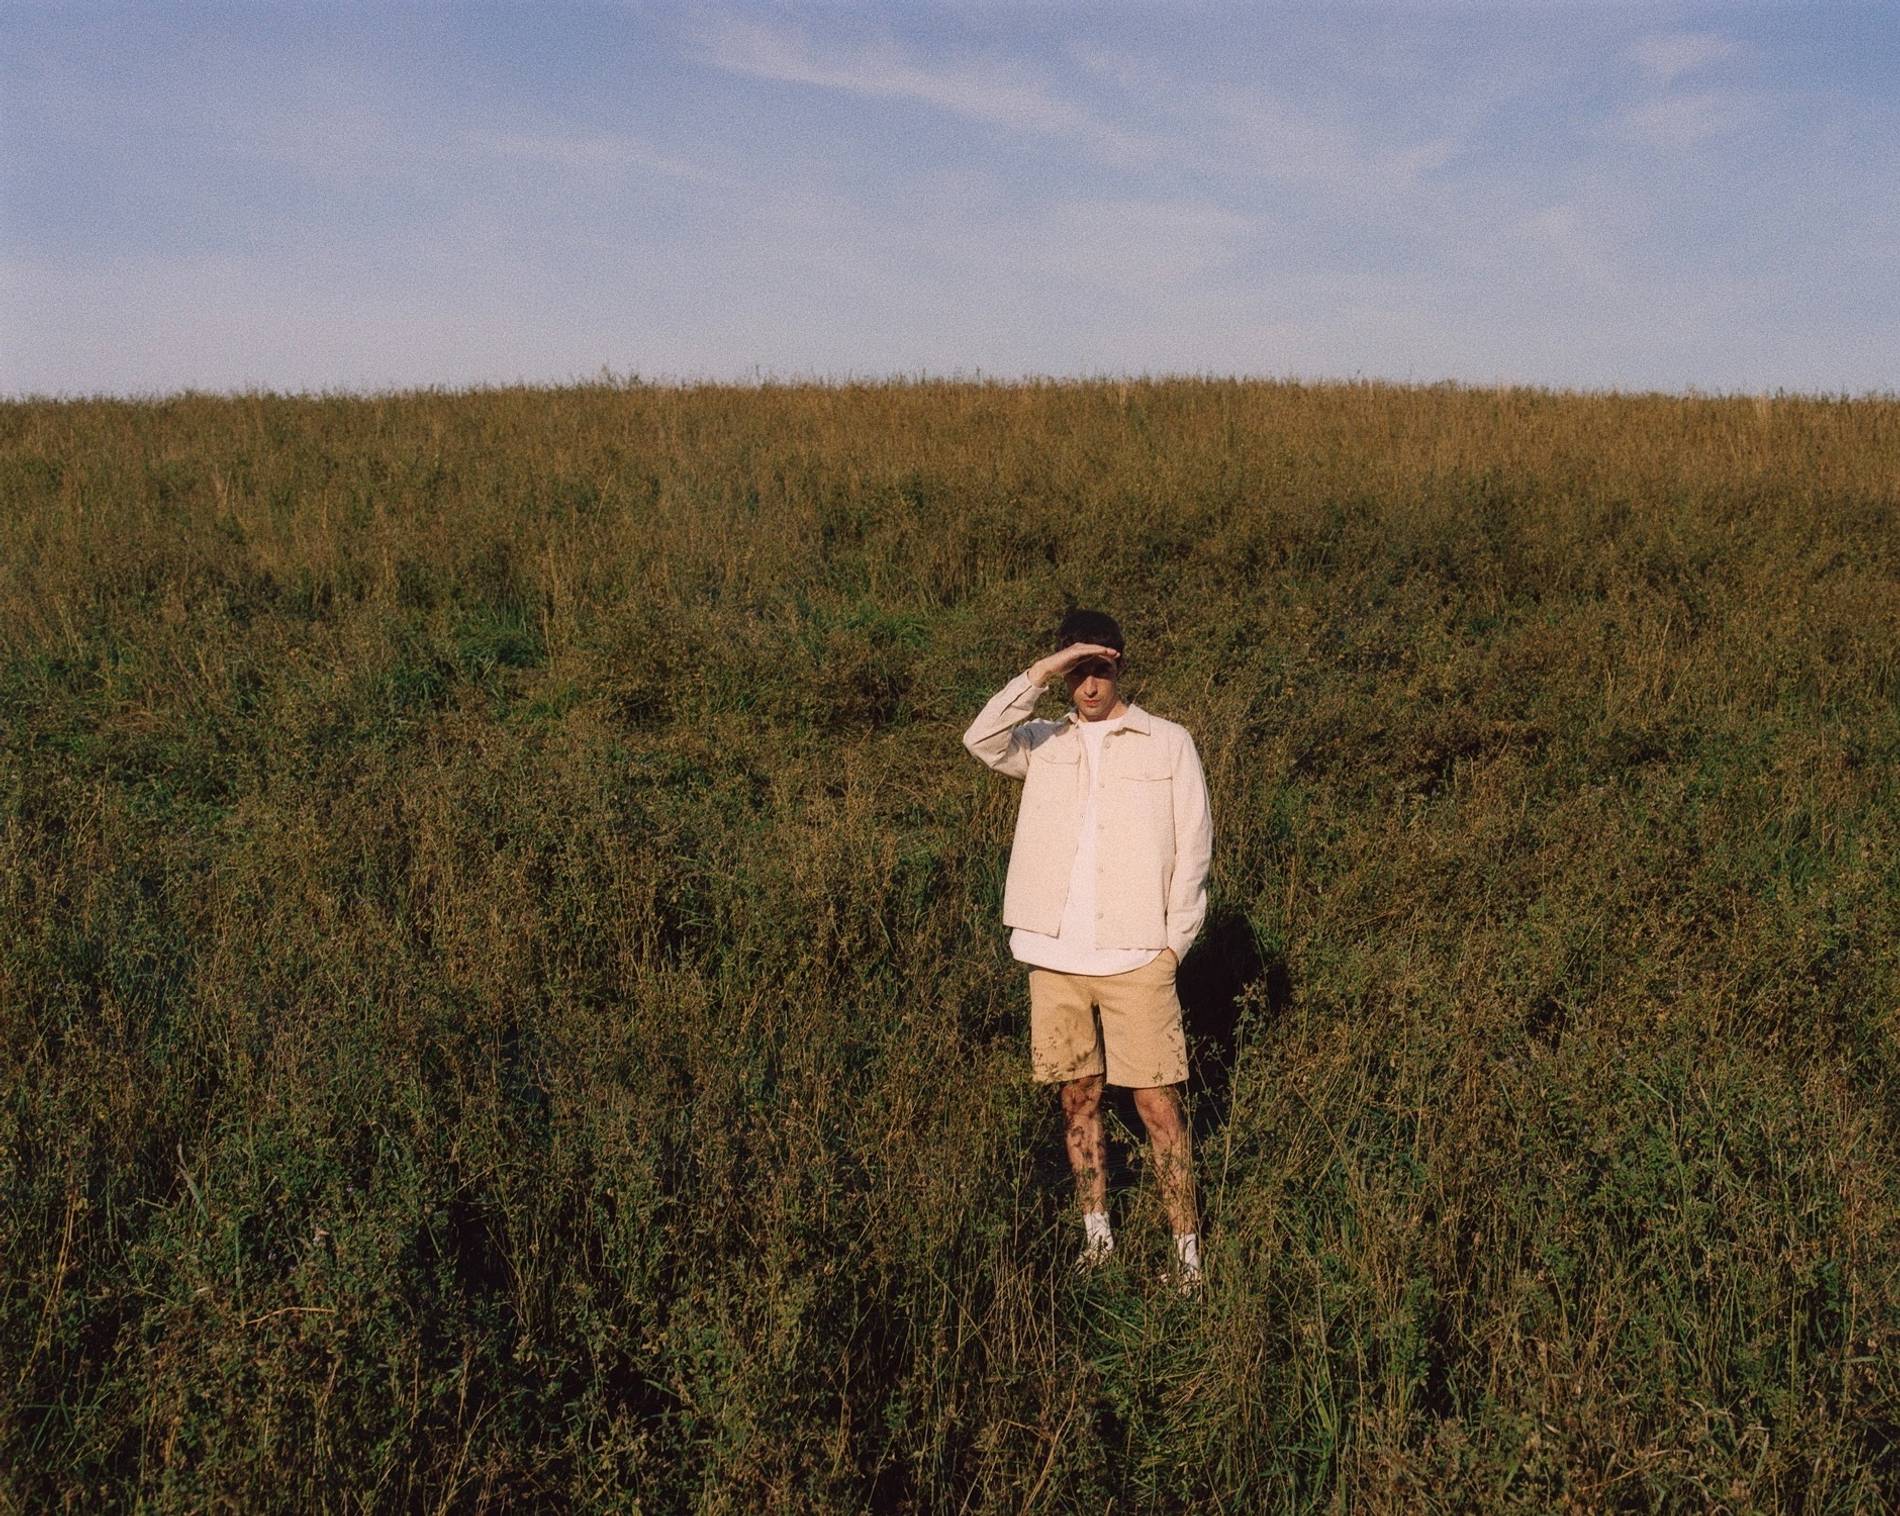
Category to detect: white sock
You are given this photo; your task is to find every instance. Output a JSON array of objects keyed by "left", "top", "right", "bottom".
[
  {"left": 1174, "top": 1232, "right": 1201, "bottom": 1272},
  {"left": 1083, "top": 1210, "right": 1114, "bottom": 1251}
]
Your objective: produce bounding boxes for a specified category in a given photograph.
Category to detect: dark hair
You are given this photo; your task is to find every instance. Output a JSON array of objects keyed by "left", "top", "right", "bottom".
[{"left": 1056, "top": 608, "right": 1124, "bottom": 654}]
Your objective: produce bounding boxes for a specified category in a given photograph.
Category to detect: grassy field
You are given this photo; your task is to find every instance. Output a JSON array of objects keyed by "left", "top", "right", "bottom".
[{"left": 3, "top": 377, "right": 1897, "bottom": 1511}]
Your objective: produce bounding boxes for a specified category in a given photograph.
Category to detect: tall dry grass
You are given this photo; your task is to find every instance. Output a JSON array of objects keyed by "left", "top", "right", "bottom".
[{"left": 2, "top": 378, "right": 1897, "bottom": 1509}]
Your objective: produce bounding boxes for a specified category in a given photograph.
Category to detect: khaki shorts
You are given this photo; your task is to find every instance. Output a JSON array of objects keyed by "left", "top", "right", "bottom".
[{"left": 1028, "top": 952, "right": 1188, "bottom": 1088}]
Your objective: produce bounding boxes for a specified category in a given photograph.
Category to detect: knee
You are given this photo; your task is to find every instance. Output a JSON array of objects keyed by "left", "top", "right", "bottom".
[
  {"left": 1133, "top": 1085, "right": 1184, "bottom": 1137},
  {"left": 1060, "top": 1076, "right": 1103, "bottom": 1120}
]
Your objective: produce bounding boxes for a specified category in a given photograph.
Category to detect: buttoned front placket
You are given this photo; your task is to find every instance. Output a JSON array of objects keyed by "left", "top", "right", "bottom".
[{"left": 1072, "top": 713, "right": 1129, "bottom": 932}]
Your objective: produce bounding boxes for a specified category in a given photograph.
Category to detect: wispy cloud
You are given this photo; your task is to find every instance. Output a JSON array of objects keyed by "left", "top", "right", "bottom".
[
  {"left": 464, "top": 130, "right": 730, "bottom": 186},
  {"left": 1064, "top": 40, "right": 1149, "bottom": 93},
  {"left": 698, "top": 18, "right": 1156, "bottom": 163},
  {"left": 1612, "top": 31, "right": 1748, "bottom": 151},
  {"left": 1069, "top": 41, "right": 1457, "bottom": 199},
  {"left": 1518, "top": 203, "right": 1622, "bottom": 291},
  {"left": 1630, "top": 31, "right": 1738, "bottom": 86},
  {"left": 1019, "top": 197, "right": 1256, "bottom": 291},
  {"left": 1204, "top": 85, "right": 1457, "bottom": 197},
  {"left": 1609, "top": 90, "right": 1748, "bottom": 149}
]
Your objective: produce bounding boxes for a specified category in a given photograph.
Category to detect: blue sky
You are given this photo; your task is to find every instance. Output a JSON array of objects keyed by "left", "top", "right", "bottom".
[{"left": 4, "top": 2, "right": 1896, "bottom": 396}]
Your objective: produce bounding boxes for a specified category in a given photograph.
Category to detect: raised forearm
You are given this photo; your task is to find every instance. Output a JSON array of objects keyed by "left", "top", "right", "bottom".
[{"left": 961, "top": 672, "right": 1049, "bottom": 778}]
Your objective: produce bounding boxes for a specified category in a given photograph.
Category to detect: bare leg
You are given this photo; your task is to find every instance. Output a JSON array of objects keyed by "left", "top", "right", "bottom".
[
  {"left": 1132, "top": 1084, "right": 1197, "bottom": 1237},
  {"left": 1060, "top": 1074, "right": 1107, "bottom": 1215}
]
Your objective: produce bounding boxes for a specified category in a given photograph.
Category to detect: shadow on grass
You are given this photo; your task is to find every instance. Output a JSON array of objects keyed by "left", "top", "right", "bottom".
[
  {"left": 1090, "top": 906, "right": 1288, "bottom": 1193},
  {"left": 1179, "top": 907, "right": 1289, "bottom": 1144}
]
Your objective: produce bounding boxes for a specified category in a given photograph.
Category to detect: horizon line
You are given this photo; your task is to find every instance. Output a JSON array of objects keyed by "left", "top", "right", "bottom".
[{"left": 6, "top": 369, "right": 1895, "bottom": 408}]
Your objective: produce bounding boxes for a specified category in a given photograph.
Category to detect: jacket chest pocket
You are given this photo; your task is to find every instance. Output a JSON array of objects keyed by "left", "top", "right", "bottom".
[
  {"left": 1023, "top": 738, "right": 1080, "bottom": 799},
  {"left": 1106, "top": 747, "right": 1171, "bottom": 787},
  {"left": 1027, "top": 739, "right": 1080, "bottom": 774}
]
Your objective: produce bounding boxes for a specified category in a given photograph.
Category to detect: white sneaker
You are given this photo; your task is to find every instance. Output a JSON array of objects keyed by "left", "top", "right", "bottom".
[
  {"left": 1158, "top": 1261, "right": 1204, "bottom": 1296},
  {"left": 1073, "top": 1238, "right": 1115, "bottom": 1274}
]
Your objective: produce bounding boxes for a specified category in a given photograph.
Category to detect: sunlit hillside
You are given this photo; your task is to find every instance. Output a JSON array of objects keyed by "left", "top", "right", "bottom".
[{"left": 4, "top": 378, "right": 1896, "bottom": 1509}]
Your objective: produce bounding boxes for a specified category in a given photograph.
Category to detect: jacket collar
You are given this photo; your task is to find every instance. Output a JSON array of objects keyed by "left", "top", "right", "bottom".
[{"left": 1065, "top": 703, "right": 1153, "bottom": 735}]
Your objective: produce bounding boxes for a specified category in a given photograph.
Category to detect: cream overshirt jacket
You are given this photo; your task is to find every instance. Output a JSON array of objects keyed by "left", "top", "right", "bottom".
[{"left": 963, "top": 673, "right": 1213, "bottom": 964}]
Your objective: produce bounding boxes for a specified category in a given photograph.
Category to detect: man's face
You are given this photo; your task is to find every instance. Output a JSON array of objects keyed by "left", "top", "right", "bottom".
[{"left": 1064, "top": 655, "right": 1122, "bottom": 721}]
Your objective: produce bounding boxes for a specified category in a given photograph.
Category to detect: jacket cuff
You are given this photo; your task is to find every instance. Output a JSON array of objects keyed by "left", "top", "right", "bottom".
[{"left": 1003, "top": 671, "right": 1049, "bottom": 709}]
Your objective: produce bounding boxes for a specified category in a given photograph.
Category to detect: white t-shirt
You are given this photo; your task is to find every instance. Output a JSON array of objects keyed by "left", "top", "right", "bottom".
[{"left": 1010, "top": 717, "right": 1162, "bottom": 977}]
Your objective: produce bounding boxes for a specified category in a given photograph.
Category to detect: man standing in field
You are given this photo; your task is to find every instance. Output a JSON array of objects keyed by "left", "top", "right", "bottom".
[{"left": 963, "top": 610, "right": 1212, "bottom": 1285}]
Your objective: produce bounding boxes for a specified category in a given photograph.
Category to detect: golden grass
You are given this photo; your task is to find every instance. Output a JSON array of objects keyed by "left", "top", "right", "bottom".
[{"left": 2, "top": 378, "right": 1897, "bottom": 1509}]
